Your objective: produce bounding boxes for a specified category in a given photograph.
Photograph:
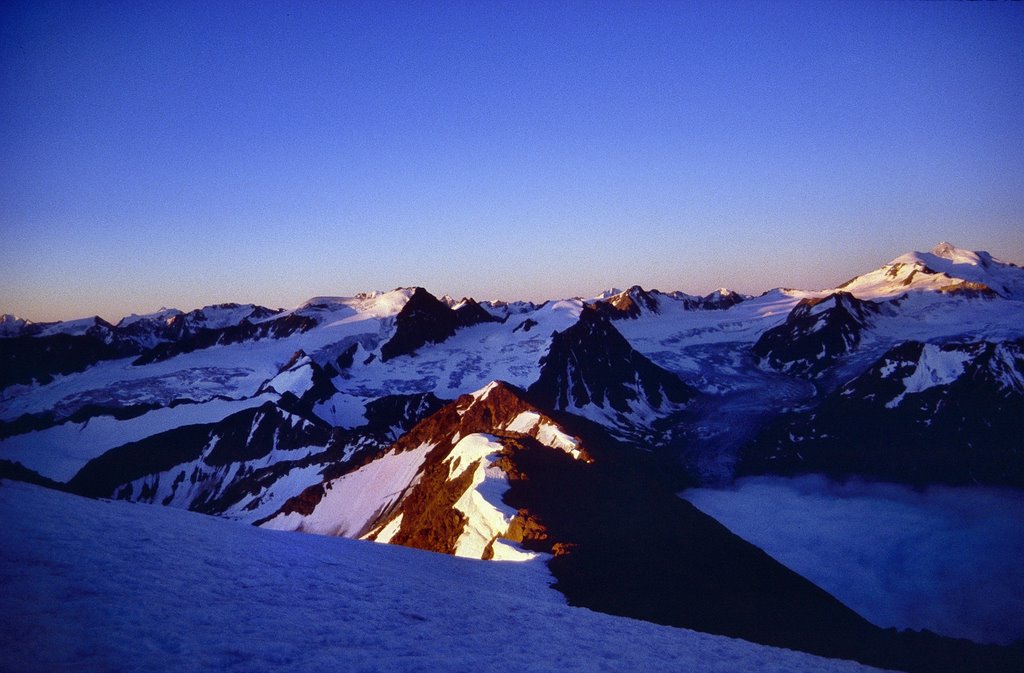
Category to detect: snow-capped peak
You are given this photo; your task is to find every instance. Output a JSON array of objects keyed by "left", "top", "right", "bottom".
[
  {"left": 37, "top": 316, "right": 115, "bottom": 337},
  {"left": 929, "top": 241, "right": 986, "bottom": 265},
  {"left": 833, "top": 242, "right": 1023, "bottom": 301},
  {"left": 595, "top": 287, "right": 623, "bottom": 300}
]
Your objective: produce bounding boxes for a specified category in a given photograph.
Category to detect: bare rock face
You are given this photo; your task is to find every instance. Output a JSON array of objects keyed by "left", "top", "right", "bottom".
[
  {"left": 452, "top": 297, "right": 502, "bottom": 327},
  {"left": 362, "top": 392, "right": 447, "bottom": 439},
  {"left": 379, "top": 287, "right": 460, "bottom": 361},
  {"left": 528, "top": 306, "right": 695, "bottom": 414}
]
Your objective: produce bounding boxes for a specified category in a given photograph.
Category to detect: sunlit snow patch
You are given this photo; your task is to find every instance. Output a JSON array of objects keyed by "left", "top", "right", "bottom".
[{"left": 445, "top": 433, "right": 535, "bottom": 561}]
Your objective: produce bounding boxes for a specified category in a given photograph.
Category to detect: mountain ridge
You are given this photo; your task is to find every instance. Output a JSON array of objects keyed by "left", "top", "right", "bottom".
[{"left": 2, "top": 241, "right": 1023, "bottom": 670}]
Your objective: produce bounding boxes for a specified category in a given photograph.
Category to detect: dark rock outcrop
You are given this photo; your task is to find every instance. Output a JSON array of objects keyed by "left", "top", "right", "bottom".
[
  {"left": 592, "top": 286, "right": 661, "bottom": 319},
  {"left": 453, "top": 298, "right": 502, "bottom": 327},
  {"left": 0, "top": 331, "right": 136, "bottom": 389},
  {"left": 528, "top": 307, "right": 694, "bottom": 414},
  {"left": 67, "top": 422, "right": 215, "bottom": 499},
  {"left": 362, "top": 392, "right": 447, "bottom": 439},
  {"left": 740, "top": 339, "right": 1024, "bottom": 487},
  {"left": 380, "top": 288, "right": 460, "bottom": 361}
]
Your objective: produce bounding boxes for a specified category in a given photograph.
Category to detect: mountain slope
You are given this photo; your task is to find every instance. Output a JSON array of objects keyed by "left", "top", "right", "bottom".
[
  {"left": 261, "top": 381, "right": 589, "bottom": 558},
  {"left": 753, "top": 292, "right": 889, "bottom": 377},
  {"left": 2, "top": 242, "right": 1023, "bottom": 668},
  {"left": 740, "top": 339, "right": 1024, "bottom": 487},
  {"left": 527, "top": 306, "right": 695, "bottom": 441},
  {"left": 260, "top": 380, "right": 1022, "bottom": 672}
]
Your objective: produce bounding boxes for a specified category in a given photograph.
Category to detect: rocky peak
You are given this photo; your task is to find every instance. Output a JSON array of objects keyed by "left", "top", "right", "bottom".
[
  {"left": 390, "top": 381, "right": 590, "bottom": 462},
  {"left": 452, "top": 297, "right": 502, "bottom": 327},
  {"left": 702, "top": 288, "right": 746, "bottom": 310},
  {"left": 261, "top": 380, "right": 592, "bottom": 558},
  {"left": 0, "top": 315, "right": 30, "bottom": 338},
  {"left": 836, "top": 243, "right": 1022, "bottom": 300},
  {"left": 527, "top": 307, "right": 694, "bottom": 420},
  {"left": 592, "top": 285, "right": 661, "bottom": 319},
  {"left": 380, "top": 287, "right": 460, "bottom": 361},
  {"left": 754, "top": 291, "right": 886, "bottom": 377}
]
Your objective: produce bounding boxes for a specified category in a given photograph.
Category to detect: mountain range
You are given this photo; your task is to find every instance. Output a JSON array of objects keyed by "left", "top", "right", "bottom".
[{"left": 2, "top": 242, "right": 1023, "bottom": 673}]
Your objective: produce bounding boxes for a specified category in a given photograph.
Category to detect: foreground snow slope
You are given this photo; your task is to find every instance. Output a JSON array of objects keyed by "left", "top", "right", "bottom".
[{"left": 0, "top": 481, "right": 888, "bottom": 673}]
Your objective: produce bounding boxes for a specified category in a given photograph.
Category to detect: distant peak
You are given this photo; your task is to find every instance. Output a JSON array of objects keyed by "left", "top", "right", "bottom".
[{"left": 931, "top": 241, "right": 961, "bottom": 259}]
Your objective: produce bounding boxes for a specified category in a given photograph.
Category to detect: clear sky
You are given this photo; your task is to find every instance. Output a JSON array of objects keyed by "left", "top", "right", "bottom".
[{"left": 2, "top": 0, "right": 1022, "bottom": 323}]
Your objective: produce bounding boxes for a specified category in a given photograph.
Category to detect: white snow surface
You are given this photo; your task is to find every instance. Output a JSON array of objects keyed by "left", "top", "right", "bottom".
[
  {"left": 261, "top": 356, "right": 316, "bottom": 397},
  {"left": 446, "top": 433, "right": 534, "bottom": 561},
  {"left": 261, "top": 441, "right": 436, "bottom": 537},
  {"left": 683, "top": 475, "right": 1024, "bottom": 645},
  {"left": 505, "top": 410, "right": 584, "bottom": 460},
  {"left": 0, "top": 481, "right": 890, "bottom": 673},
  {"left": 899, "top": 343, "right": 972, "bottom": 395},
  {"left": 505, "top": 410, "right": 542, "bottom": 434}
]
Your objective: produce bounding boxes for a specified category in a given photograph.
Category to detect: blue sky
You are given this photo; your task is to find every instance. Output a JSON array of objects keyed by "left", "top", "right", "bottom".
[{"left": 2, "top": 0, "right": 1022, "bottom": 322}]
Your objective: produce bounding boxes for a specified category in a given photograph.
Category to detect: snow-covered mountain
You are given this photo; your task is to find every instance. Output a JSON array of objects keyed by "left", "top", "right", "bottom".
[
  {"left": 833, "top": 241, "right": 1024, "bottom": 300},
  {"left": 262, "top": 381, "right": 589, "bottom": 560},
  {"left": 2, "top": 242, "right": 1024, "bottom": 671},
  {"left": 3, "top": 243, "right": 1021, "bottom": 489}
]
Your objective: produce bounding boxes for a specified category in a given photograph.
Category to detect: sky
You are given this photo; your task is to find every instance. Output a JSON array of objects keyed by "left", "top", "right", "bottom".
[{"left": 1, "top": 0, "right": 1022, "bottom": 323}]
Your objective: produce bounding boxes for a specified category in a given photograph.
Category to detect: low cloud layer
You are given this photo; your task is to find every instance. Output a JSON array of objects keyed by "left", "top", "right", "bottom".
[{"left": 683, "top": 475, "right": 1024, "bottom": 645}]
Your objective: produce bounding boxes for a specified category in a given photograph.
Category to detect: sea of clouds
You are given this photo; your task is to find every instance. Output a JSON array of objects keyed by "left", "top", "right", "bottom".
[{"left": 683, "top": 475, "right": 1024, "bottom": 645}]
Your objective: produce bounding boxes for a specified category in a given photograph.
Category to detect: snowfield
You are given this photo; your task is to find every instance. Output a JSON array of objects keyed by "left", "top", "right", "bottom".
[
  {"left": 262, "top": 441, "right": 437, "bottom": 538},
  {"left": 0, "top": 480, "right": 890, "bottom": 673}
]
